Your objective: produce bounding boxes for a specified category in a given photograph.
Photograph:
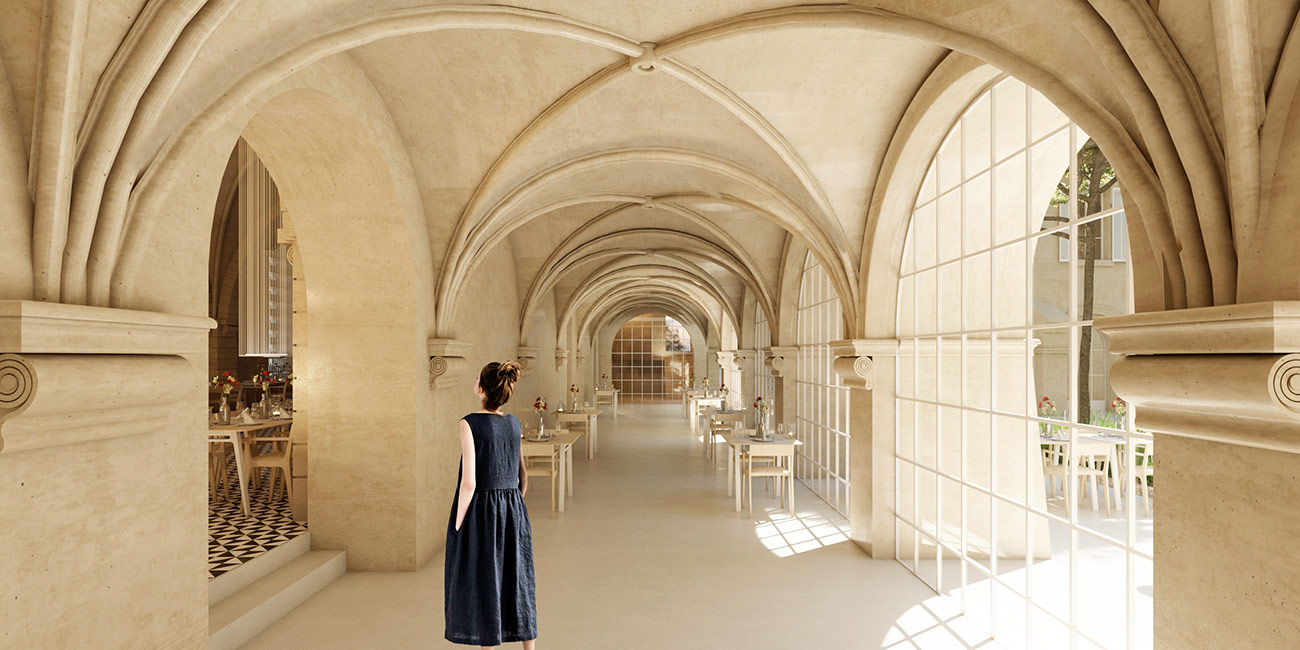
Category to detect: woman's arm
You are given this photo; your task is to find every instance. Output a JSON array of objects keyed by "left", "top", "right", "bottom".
[
  {"left": 519, "top": 449, "right": 529, "bottom": 498},
  {"left": 453, "top": 419, "right": 476, "bottom": 531}
]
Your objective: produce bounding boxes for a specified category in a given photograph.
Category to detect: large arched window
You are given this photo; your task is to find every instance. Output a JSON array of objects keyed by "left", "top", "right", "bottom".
[
  {"left": 611, "top": 314, "right": 693, "bottom": 403},
  {"left": 894, "top": 77, "right": 1150, "bottom": 650},
  {"left": 796, "top": 252, "right": 850, "bottom": 516}
]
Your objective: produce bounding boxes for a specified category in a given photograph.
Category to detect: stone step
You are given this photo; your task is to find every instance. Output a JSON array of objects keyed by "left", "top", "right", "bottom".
[
  {"left": 209, "top": 532, "right": 312, "bottom": 607},
  {"left": 208, "top": 546, "right": 346, "bottom": 650}
]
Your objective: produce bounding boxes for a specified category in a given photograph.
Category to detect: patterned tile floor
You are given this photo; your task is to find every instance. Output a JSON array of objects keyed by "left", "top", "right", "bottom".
[{"left": 208, "top": 457, "right": 307, "bottom": 580}]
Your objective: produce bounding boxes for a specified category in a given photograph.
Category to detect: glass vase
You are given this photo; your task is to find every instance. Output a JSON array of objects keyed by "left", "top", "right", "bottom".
[{"left": 218, "top": 394, "right": 231, "bottom": 425}]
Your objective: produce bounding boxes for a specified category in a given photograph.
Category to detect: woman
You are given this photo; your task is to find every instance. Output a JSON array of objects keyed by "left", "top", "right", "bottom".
[{"left": 445, "top": 360, "right": 538, "bottom": 649}]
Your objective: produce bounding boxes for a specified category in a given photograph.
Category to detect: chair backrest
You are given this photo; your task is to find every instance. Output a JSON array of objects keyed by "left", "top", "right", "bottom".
[
  {"left": 747, "top": 442, "right": 795, "bottom": 461},
  {"left": 712, "top": 412, "right": 745, "bottom": 427},
  {"left": 556, "top": 413, "right": 588, "bottom": 429},
  {"left": 1041, "top": 443, "right": 1066, "bottom": 467}
]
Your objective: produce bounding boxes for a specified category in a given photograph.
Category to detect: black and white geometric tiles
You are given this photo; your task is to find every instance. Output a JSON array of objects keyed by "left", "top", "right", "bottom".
[{"left": 208, "top": 457, "right": 307, "bottom": 580}]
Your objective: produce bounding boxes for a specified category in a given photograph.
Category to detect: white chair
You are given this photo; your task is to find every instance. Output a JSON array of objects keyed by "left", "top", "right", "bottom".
[
  {"left": 1041, "top": 441, "right": 1111, "bottom": 515},
  {"left": 522, "top": 441, "right": 561, "bottom": 514},
  {"left": 743, "top": 442, "right": 795, "bottom": 517},
  {"left": 707, "top": 411, "right": 745, "bottom": 461},
  {"left": 1121, "top": 442, "right": 1154, "bottom": 515}
]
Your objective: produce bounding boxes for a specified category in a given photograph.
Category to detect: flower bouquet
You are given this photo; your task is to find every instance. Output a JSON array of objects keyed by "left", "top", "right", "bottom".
[
  {"left": 210, "top": 372, "right": 240, "bottom": 425},
  {"left": 532, "top": 397, "right": 548, "bottom": 438},
  {"left": 753, "top": 396, "right": 771, "bottom": 438},
  {"left": 1038, "top": 396, "right": 1064, "bottom": 437},
  {"left": 569, "top": 384, "right": 580, "bottom": 410}
]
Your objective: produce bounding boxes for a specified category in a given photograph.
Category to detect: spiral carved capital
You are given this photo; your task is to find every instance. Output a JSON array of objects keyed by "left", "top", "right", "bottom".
[
  {"left": 1270, "top": 354, "right": 1300, "bottom": 414},
  {"left": 428, "top": 355, "right": 468, "bottom": 389},
  {"left": 832, "top": 355, "right": 873, "bottom": 389},
  {"left": 0, "top": 354, "right": 36, "bottom": 419}
]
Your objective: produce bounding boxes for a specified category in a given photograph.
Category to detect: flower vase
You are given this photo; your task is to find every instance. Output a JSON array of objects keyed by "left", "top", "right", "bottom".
[
  {"left": 218, "top": 395, "right": 231, "bottom": 425},
  {"left": 259, "top": 389, "right": 270, "bottom": 418},
  {"left": 538, "top": 414, "right": 546, "bottom": 439}
]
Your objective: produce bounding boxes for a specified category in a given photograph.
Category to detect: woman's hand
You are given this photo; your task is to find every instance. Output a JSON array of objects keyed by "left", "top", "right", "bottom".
[{"left": 519, "top": 451, "right": 529, "bottom": 498}]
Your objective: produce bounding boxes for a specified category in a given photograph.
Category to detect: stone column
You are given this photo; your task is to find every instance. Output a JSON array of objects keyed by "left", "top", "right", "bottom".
[
  {"left": 830, "top": 339, "right": 898, "bottom": 558},
  {"left": 1096, "top": 303, "right": 1300, "bottom": 650},
  {"left": 768, "top": 346, "right": 797, "bottom": 430}
]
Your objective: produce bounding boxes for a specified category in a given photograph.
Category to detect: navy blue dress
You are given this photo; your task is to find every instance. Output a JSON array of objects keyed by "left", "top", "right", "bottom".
[{"left": 444, "top": 412, "right": 538, "bottom": 645}]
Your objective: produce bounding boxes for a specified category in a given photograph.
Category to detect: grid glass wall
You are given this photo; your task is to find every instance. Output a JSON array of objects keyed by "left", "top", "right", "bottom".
[
  {"left": 795, "top": 253, "right": 850, "bottom": 516},
  {"left": 612, "top": 314, "right": 694, "bottom": 403},
  {"left": 894, "top": 76, "right": 1150, "bottom": 650}
]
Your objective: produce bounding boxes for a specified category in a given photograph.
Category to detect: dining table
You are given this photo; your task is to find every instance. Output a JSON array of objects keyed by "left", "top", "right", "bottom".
[
  {"left": 688, "top": 396, "right": 723, "bottom": 434},
  {"left": 721, "top": 431, "right": 803, "bottom": 512},
  {"left": 682, "top": 389, "right": 707, "bottom": 418},
  {"left": 557, "top": 408, "right": 602, "bottom": 459},
  {"left": 208, "top": 416, "right": 293, "bottom": 517},
  {"left": 521, "top": 430, "right": 582, "bottom": 512},
  {"left": 594, "top": 389, "right": 620, "bottom": 419}
]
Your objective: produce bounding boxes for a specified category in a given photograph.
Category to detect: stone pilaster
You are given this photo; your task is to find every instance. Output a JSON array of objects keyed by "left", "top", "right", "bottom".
[
  {"left": 830, "top": 339, "right": 898, "bottom": 558},
  {"left": 767, "top": 346, "right": 797, "bottom": 429},
  {"left": 1096, "top": 302, "right": 1300, "bottom": 649}
]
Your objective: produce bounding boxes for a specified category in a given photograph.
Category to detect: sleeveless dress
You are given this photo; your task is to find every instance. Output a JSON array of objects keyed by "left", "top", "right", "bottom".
[{"left": 444, "top": 412, "right": 538, "bottom": 645}]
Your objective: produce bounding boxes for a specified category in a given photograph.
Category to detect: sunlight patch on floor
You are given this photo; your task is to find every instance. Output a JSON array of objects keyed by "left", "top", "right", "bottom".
[{"left": 753, "top": 508, "right": 850, "bottom": 557}]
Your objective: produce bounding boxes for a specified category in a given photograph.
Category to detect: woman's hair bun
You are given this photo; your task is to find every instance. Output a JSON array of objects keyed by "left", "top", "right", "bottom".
[{"left": 479, "top": 360, "right": 520, "bottom": 410}]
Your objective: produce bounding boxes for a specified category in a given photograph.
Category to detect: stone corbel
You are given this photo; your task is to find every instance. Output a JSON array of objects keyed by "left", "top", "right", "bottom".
[
  {"left": 0, "top": 353, "right": 195, "bottom": 455},
  {"left": 428, "top": 339, "right": 473, "bottom": 389},
  {"left": 555, "top": 348, "right": 569, "bottom": 372},
  {"left": 1097, "top": 302, "right": 1300, "bottom": 454},
  {"left": 715, "top": 350, "right": 745, "bottom": 373},
  {"left": 575, "top": 350, "right": 587, "bottom": 370},
  {"left": 0, "top": 301, "right": 213, "bottom": 455},
  {"left": 516, "top": 346, "right": 538, "bottom": 375},
  {"left": 830, "top": 340, "right": 899, "bottom": 390},
  {"left": 767, "top": 346, "right": 797, "bottom": 377}
]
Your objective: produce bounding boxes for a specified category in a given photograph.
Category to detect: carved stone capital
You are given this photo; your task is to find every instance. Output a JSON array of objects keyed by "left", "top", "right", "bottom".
[
  {"left": 575, "top": 350, "right": 587, "bottom": 369},
  {"left": 830, "top": 340, "right": 899, "bottom": 390},
  {"left": 767, "top": 346, "right": 797, "bottom": 377},
  {"left": 516, "top": 346, "right": 538, "bottom": 374},
  {"left": 715, "top": 350, "right": 742, "bottom": 372},
  {"left": 0, "top": 353, "right": 194, "bottom": 455},
  {"left": 427, "top": 339, "right": 474, "bottom": 389},
  {"left": 1095, "top": 303, "right": 1300, "bottom": 454},
  {"left": 555, "top": 348, "right": 570, "bottom": 371}
]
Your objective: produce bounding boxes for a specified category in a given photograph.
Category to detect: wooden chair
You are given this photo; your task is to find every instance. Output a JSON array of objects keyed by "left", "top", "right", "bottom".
[
  {"left": 707, "top": 411, "right": 745, "bottom": 460},
  {"left": 743, "top": 442, "right": 795, "bottom": 517},
  {"left": 208, "top": 430, "right": 250, "bottom": 516},
  {"left": 248, "top": 423, "right": 293, "bottom": 503},
  {"left": 522, "top": 440, "right": 561, "bottom": 514},
  {"left": 1041, "top": 441, "right": 1111, "bottom": 515},
  {"left": 209, "top": 441, "right": 232, "bottom": 501}
]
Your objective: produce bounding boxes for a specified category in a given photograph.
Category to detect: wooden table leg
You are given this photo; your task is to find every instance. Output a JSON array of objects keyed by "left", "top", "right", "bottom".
[
  {"left": 565, "top": 444, "right": 574, "bottom": 496},
  {"left": 733, "top": 444, "right": 742, "bottom": 512},
  {"left": 726, "top": 440, "right": 734, "bottom": 497},
  {"left": 557, "top": 447, "right": 566, "bottom": 513}
]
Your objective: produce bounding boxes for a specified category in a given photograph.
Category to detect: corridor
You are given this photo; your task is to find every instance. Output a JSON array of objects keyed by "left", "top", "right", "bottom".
[{"left": 240, "top": 405, "right": 998, "bottom": 649}]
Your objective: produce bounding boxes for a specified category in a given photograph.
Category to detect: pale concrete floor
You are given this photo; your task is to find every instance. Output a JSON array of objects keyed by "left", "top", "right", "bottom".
[{"left": 240, "top": 404, "right": 1001, "bottom": 650}]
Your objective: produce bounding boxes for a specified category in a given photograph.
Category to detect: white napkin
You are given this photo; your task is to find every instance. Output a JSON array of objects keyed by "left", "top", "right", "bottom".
[{"left": 239, "top": 409, "right": 257, "bottom": 425}]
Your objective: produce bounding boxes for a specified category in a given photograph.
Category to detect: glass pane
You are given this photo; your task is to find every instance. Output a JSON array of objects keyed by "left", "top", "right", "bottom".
[
  {"left": 1032, "top": 230, "right": 1070, "bottom": 326},
  {"left": 993, "top": 79, "right": 1028, "bottom": 162},
  {"left": 1028, "top": 514, "right": 1069, "bottom": 621},
  {"left": 897, "top": 350, "right": 915, "bottom": 399},
  {"left": 995, "top": 415, "right": 1029, "bottom": 505},
  {"left": 964, "top": 171, "right": 992, "bottom": 254},
  {"left": 917, "top": 269, "right": 938, "bottom": 335},
  {"left": 964, "top": 252, "right": 992, "bottom": 332},
  {"left": 939, "top": 263, "right": 962, "bottom": 334},
  {"left": 918, "top": 402, "right": 938, "bottom": 469},
  {"left": 896, "top": 458, "right": 916, "bottom": 521},
  {"left": 994, "top": 241, "right": 1028, "bottom": 329},
  {"left": 939, "top": 188, "right": 963, "bottom": 264},
  {"left": 963, "top": 92, "right": 992, "bottom": 179},
  {"left": 1030, "top": 89, "right": 1068, "bottom": 142},
  {"left": 1076, "top": 529, "right": 1125, "bottom": 650},
  {"left": 1134, "top": 554, "right": 1154, "bottom": 650},
  {"left": 939, "top": 406, "right": 962, "bottom": 477},
  {"left": 918, "top": 163, "right": 938, "bottom": 206},
  {"left": 939, "top": 129, "right": 962, "bottom": 194},
  {"left": 966, "top": 484, "right": 994, "bottom": 571},
  {"left": 994, "top": 580, "right": 1030, "bottom": 650},
  {"left": 963, "top": 342, "right": 992, "bottom": 412},
  {"left": 994, "top": 156, "right": 1028, "bottom": 245},
  {"left": 896, "top": 519, "right": 917, "bottom": 573},
  {"left": 965, "top": 410, "right": 993, "bottom": 490}
]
